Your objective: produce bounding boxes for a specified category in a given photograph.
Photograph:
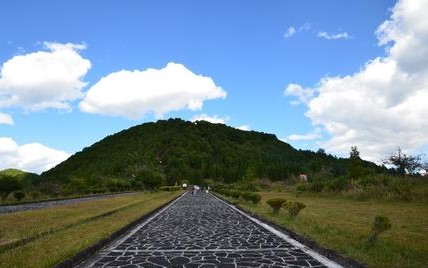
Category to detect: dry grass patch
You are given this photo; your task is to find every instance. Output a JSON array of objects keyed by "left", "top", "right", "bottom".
[
  {"left": 226, "top": 191, "right": 428, "bottom": 268},
  {"left": 0, "top": 191, "right": 181, "bottom": 268}
]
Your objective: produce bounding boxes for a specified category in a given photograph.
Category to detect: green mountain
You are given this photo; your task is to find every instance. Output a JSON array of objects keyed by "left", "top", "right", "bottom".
[
  {"left": 0, "top": 168, "right": 29, "bottom": 177},
  {"left": 40, "top": 119, "right": 381, "bottom": 193},
  {"left": 0, "top": 168, "right": 40, "bottom": 185}
]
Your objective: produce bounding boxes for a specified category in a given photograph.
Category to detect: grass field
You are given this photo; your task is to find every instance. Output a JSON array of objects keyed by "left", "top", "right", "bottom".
[
  {"left": 0, "top": 191, "right": 182, "bottom": 268},
  {"left": 226, "top": 191, "right": 428, "bottom": 268}
]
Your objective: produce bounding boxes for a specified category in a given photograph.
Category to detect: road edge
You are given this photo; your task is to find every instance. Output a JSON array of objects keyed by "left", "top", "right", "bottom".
[
  {"left": 212, "top": 192, "right": 366, "bottom": 268},
  {"left": 54, "top": 191, "right": 186, "bottom": 268}
]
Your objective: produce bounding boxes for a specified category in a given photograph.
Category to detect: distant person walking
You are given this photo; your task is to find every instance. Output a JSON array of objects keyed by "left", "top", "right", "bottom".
[{"left": 192, "top": 185, "right": 199, "bottom": 195}]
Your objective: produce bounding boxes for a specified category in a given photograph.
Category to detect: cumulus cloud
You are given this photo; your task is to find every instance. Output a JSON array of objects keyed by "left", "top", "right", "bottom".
[
  {"left": 285, "top": 0, "right": 428, "bottom": 162},
  {"left": 80, "top": 62, "right": 226, "bottom": 119},
  {"left": 191, "top": 114, "right": 229, "bottom": 124},
  {"left": 317, "top": 31, "right": 350, "bottom": 40},
  {"left": 0, "top": 42, "right": 91, "bottom": 112},
  {"left": 0, "top": 137, "right": 70, "bottom": 174},
  {"left": 0, "top": 112, "right": 13, "bottom": 125},
  {"left": 284, "top": 83, "right": 315, "bottom": 105}
]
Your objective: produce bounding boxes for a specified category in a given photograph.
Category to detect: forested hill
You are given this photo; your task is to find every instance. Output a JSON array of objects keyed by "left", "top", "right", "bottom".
[{"left": 41, "top": 119, "right": 380, "bottom": 191}]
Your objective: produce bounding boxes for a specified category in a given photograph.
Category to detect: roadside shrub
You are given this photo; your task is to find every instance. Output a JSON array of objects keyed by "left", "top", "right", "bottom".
[
  {"left": 159, "top": 186, "right": 181, "bottom": 191},
  {"left": 230, "top": 191, "right": 242, "bottom": 199},
  {"left": 283, "top": 201, "right": 306, "bottom": 219},
  {"left": 266, "top": 198, "right": 287, "bottom": 214},
  {"left": 237, "top": 196, "right": 246, "bottom": 204},
  {"left": 238, "top": 182, "right": 261, "bottom": 192},
  {"left": 327, "top": 177, "right": 349, "bottom": 192},
  {"left": 13, "top": 191, "right": 25, "bottom": 201},
  {"left": 215, "top": 188, "right": 261, "bottom": 204},
  {"left": 0, "top": 174, "right": 23, "bottom": 202},
  {"left": 309, "top": 181, "right": 325, "bottom": 193},
  {"left": 242, "top": 192, "right": 262, "bottom": 204},
  {"left": 295, "top": 183, "right": 308, "bottom": 192},
  {"left": 343, "top": 174, "right": 416, "bottom": 201},
  {"left": 29, "top": 191, "right": 42, "bottom": 200},
  {"left": 369, "top": 215, "right": 392, "bottom": 244}
]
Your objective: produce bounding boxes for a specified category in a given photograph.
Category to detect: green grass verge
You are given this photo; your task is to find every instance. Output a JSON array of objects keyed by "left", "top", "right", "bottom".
[
  {"left": 222, "top": 191, "right": 428, "bottom": 268},
  {"left": 0, "top": 191, "right": 182, "bottom": 268}
]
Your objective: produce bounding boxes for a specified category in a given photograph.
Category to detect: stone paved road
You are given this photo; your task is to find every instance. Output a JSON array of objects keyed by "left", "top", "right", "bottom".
[
  {"left": 0, "top": 193, "right": 136, "bottom": 214},
  {"left": 80, "top": 191, "right": 342, "bottom": 268}
]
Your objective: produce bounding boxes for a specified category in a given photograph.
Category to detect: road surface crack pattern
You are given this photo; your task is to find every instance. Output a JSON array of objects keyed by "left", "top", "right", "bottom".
[{"left": 86, "top": 192, "right": 328, "bottom": 268}]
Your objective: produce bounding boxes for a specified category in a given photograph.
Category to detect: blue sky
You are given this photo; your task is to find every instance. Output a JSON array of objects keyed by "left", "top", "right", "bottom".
[{"left": 1, "top": 0, "right": 427, "bottom": 174}]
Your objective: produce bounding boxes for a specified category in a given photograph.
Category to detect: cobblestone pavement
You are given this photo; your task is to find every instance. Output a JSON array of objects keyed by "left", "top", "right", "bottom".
[{"left": 81, "top": 192, "right": 341, "bottom": 268}]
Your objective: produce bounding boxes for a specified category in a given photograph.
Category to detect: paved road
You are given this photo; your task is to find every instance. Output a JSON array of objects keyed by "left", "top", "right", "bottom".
[
  {"left": 0, "top": 193, "right": 136, "bottom": 214},
  {"left": 80, "top": 191, "right": 342, "bottom": 268}
]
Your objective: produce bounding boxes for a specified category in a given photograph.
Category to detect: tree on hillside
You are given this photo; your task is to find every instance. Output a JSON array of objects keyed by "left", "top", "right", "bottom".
[
  {"left": 316, "top": 148, "right": 326, "bottom": 155},
  {"left": 383, "top": 147, "right": 422, "bottom": 175},
  {"left": 0, "top": 174, "right": 23, "bottom": 202},
  {"left": 350, "top": 146, "right": 360, "bottom": 159},
  {"left": 348, "top": 146, "right": 364, "bottom": 178}
]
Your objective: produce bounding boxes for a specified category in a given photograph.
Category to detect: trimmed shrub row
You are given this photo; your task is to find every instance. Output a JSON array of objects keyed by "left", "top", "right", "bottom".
[
  {"left": 266, "top": 198, "right": 306, "bottom": 219},
  {"left": 215, "top": 188, "right": 261, "bottom": 204},
  {"left": 159, "top": 186, "right": 182, "bottom": 191}
]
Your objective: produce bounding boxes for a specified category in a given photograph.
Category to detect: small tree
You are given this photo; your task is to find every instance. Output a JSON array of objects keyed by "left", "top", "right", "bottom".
[
  {"left": 316, "top": 148, "right": 326, "bottom": 155},
  {"left": 13, "top": 191, "right": 25, "bottom": 201},
  {"left": 383, "top": 147, "right": 422, "bottom": 175},
  {"left": 369, "top": 215, "right": 392, "bottom": 244},
  {"left": 350, "top": 146, "right": 360, "bottom": 159},
  {"left": 266, "top": 198, "right": 287, "bottom": 214},
  {"left": 136, "top": 170, "right": 165, "bottom": 190},
  {"left": 0, "top": 175, "right": 23, "bottom": 202},
  {"left": 348, "top": 146, "right": 364, "bottom": 179}
]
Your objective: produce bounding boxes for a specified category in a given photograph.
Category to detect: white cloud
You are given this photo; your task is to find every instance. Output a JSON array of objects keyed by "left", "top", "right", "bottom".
[
  {"left": 0, "top": 137, "right": 70, "bottom": 174},
  {"left": 284, "top": 83, "right": 315, "bottom": 105},
  {"left": 0, "top": 112, "right": 13, "bottom": 125},
  {"left": 237, "top": 125, "right": 251, "bottom": 131},
  {"left": 287, "top": 132, "right": 321, "bottom": 142},
  {"left": 0, "top": 42, "right": 91, "bottom": 112},
  {"left": 285, "top": 0, "right": 428, "bottom": 162},
  {"left": 284, "top": 23, "right": 311, "bottom": 38},
  {"left": 191, "top": 114, "right": 229, "bottom": 124},
  {"left": 376, "top": 0, "right": 428, "bottom": 74},
  {"left": 80, "top": 62, "right": 227, "bottom": 119},
  {"left": 317, "top": 31, "right": 350, "bottom": 40},
  {"left": 284, "top": 27, "right": 297, "bottom": 38},
  {"left": 285, "top": 23, "right": 351, "bottom": 40}
]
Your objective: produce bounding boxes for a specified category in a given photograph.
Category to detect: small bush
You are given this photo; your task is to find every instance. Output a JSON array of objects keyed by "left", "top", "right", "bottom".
[
  {"left": 242, "top": 192, "right": 261, "bottom": 204},
  {"left": 369, "top": 215, "right": 392, "bottom": 244},
  {"left": 238, "top": 182, "right": 261, "bottom": 192},
  {"left": 309, "top": 181, "right": 325, "bottom": 193},
  {"left": 13, "top": 191, "right": 25, "bottom": 201},
  {"left": 327, "top": 177, "right": 349, "bottom": 192},
  {"left": 231, "top": 191, "right": 242, "bottom": 199},
  {"left": 266, "top": 198, "right": 287, "bottom": 214},
  {"left": 237, "top": 196, "right": 246, "bottom": 204},
  {"left": 29, "top": 191, "right": 41, "bottom": 199},
  {"left": 283, "top": 201, "right": 306, "bottom": 219},
  {"left": 215, "top": 188, "right": 261, "bottom": 204},
  {"left": 295, "top": 183, "right": 308, "bottom": 192}
]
